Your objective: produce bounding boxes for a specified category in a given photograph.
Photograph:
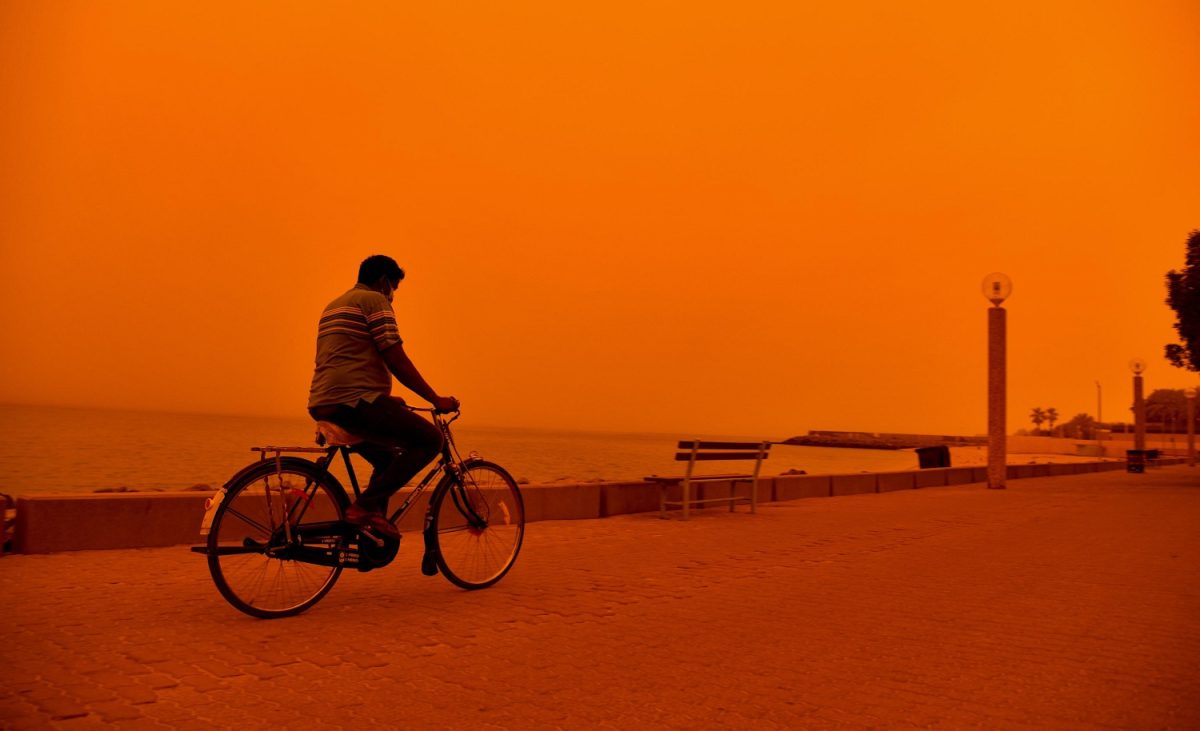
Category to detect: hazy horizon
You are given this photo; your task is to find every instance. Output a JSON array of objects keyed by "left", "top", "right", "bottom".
[
  {"left": 1, "top": 399, "right": 781, "bottom": 440},
  {"left": 6, "top": 395, "right": 1193, "bottom": 442},
  {"left": 2, "top": 2, "right": 1198, "bottom": 438}
]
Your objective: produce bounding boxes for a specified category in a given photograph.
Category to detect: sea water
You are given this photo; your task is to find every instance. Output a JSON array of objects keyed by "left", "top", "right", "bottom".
[{"left": 0, "top": 403, "right": 924, "bottom": 496}]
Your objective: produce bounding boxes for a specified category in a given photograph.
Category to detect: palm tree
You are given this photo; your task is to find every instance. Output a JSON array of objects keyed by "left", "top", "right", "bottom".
[
  {"left": 1046, "top": 408, "right": 1059, "bottom": 434},
  {"left": 1030, "top": 407, "right": 1047, "bottom": 434}
]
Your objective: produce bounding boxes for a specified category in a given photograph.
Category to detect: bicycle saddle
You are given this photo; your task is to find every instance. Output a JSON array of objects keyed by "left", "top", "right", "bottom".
[{"left": 314, "top": 421, "right": 363, "bottom": 447}]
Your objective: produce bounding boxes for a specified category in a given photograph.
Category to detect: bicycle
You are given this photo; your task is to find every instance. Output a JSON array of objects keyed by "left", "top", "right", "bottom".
[{"left": 192, "top": 407, "right": 524, "bottom": 619}]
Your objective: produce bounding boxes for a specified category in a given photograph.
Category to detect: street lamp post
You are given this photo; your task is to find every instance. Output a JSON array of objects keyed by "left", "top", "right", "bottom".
[
  {"left": 1095, "top": 380, "right": 1103, "bottom": 453},
  {"left": 983, "top": 273, "right": 1012, "bottom": 490},
  {"left": 1186, "top": 387, "right": 1196, "bottom": 468},
  {"left": 1130, "top": 359, "right": 1146, "bottom": 453}
]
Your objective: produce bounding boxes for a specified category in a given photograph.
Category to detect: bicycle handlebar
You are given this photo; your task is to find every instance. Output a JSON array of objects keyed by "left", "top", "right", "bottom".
[{"left": 407, "top": 405, "right": 462, "bottom": 422}]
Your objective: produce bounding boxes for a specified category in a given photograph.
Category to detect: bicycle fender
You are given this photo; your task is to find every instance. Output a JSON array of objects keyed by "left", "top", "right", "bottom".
[
  {"left": 421, "top": 511, "right": 440, "bottom": 576},
  {"left": 458, "top": 457, "right": 520, "bottom": 484},
  {"left": 198, "top": 487, "right": 226, "bottom": 536}
]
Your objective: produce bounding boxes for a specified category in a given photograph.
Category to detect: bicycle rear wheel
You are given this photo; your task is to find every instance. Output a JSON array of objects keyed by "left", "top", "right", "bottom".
[
  {"left": 207, "top": 459, "right": 349, "bottom": 618},
  {"left": 430, "top": 460, "right": 524, "bottom": 589}
]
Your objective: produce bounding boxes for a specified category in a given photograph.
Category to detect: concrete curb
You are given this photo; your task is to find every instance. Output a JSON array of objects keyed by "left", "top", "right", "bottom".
[{"left": 7, "top": 458, "right": 1183, "bottom": 553}]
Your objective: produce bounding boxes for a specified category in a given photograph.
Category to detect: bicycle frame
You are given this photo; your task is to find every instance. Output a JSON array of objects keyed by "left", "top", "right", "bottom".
[{"left": 249, "top": 408, "right": 485, "bottom": 534}]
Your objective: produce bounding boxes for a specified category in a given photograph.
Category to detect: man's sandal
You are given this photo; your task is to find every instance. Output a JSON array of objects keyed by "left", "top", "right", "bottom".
[{"left": 344, "top": 504, "right": 401, "bottom": 540}]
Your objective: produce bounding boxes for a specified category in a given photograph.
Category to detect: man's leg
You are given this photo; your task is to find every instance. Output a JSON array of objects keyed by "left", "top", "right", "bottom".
[
  {"left": 345, "top": 442, "right": 395, "bottom": 515},
  {"left": 334, "top": 397, "right": 444, "bottom": 514}
]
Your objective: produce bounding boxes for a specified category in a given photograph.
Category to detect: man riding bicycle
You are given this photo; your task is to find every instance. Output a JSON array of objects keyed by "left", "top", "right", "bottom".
[{"left": 307, "top": 255, "right": 458, "bottom": 540}]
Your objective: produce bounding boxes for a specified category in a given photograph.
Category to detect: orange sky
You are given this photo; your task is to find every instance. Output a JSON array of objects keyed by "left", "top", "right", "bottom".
[{"left": 2, "top": 1, "right": 1198, "bottom": 437}]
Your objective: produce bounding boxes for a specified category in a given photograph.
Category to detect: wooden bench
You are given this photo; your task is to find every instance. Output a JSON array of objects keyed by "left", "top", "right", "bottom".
[{"left": 645, "top": 440, "right": 771, "bottom": 520}]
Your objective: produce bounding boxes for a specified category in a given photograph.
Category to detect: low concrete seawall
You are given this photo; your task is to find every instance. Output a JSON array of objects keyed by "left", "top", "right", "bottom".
[
  {"left": 8, "top": 458, "right": 1183, "bottom": 553},
  {"left": 15, "top": 493, "right": 210, "bottom": 554}
]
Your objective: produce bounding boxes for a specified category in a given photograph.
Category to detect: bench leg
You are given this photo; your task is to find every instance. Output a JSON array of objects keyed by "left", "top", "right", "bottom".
[
  {"left": 659, "top": 484, "right": 666, "bottom": 519},
  {"left": 682, "top": 481, "right": 689, "bottom": 521}
]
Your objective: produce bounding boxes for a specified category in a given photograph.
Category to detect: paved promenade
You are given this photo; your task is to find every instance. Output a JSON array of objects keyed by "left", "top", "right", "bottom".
[{"left": 3, "top": 466, "right": 1198, "bottom": 729}]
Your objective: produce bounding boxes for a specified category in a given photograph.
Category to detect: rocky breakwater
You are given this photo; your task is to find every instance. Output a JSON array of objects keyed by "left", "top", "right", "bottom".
[{"left": 783, "top": 430, "right": 987, "bottom": 450}]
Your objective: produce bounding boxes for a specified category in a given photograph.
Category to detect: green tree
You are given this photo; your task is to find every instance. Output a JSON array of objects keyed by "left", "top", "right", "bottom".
[
  {"left": 1045, "top": 407, "right": 1059, "bottom": 433},
  {"left": 1164, "top": 230, "right": 1200, "bottom": 372},
  {"left": 1059, "top": 413, "right": 1097, "bottom": 439},
  {"left": 1030, "top": 407, "right": 1046, "bottom": 434},
  {"left": 1145, "top": 389, "right": 1194, "bottom": 431}
]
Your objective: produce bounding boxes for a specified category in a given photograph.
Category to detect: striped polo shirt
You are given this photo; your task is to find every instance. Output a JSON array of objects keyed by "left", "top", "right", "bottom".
[{"left": 308, "top": 284, "right": 403, "bottom": 408}]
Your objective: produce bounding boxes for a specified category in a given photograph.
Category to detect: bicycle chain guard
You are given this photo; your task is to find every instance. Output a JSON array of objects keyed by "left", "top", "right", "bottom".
[{"left": 276, "top": 521, "right": 399, "bottom": 572}]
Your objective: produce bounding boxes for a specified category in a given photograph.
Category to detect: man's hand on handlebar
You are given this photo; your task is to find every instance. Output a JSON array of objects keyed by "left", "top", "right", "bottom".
[{"left": 432, "top": 395, "right": 460, "bottom": 414}]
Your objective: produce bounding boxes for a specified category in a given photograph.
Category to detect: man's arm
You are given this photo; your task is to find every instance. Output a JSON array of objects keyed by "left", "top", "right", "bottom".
[{"left": 382, "top": 343, "right": 458, "bottom": 411}]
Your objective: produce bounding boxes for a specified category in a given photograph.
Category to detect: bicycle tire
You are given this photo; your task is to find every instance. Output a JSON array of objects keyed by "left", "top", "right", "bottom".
[
  {"left": 430, "top": 460, "right": 524, "bottom": 590},
  {"left": 207, "top": 458, "right": 350, "bottom": 619}
]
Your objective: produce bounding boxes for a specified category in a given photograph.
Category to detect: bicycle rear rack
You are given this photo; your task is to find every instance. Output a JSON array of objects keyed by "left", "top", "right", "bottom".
[
  {"left": 251, "top": 446, "right": 331, "bottom": 457},
  {"left": 249, "top": 444, "right": 363, "bottom": 503}
]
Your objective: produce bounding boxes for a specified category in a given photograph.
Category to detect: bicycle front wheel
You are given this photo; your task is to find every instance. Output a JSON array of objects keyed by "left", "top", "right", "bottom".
[
  {"left": 431, "top": 460, "right": 524, "bottom": 589},
  {"left": 207, "top": 459, "right": 349, "bottom": 619}
]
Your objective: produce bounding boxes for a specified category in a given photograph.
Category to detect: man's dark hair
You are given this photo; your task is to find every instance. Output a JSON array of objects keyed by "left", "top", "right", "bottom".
[{"left": 357, "top": 255, "right": 405, "bottom": 286}]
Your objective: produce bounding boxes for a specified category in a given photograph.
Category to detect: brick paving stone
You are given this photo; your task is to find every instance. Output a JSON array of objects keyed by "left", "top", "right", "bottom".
[
  {"left": 238, "top": 663, "right": 289, "bottom": 681},
  {"left": 121, "top": 648, "right": 170, "bottom": 665},
  {"left": 54, "top": 685, "right": 117, "bottom": 707},
  {"left": 131, "top": 675, "right": 180, "bottom": 692},
  {"left": 91, "top": 659, "right": 153, "bottom": 678},
  {"left": 175, "top": 675, "right": 226, "bottom": 694},
  {"left": 26, "top": 695, "right": 87, "bottom": 722},
  {"left": 87, "top": 701, "right": 142, "bottom": 723},
  {"left": 103, "top": 718, "right": 175, "bottom": 731},
  {"left": 0, "top": 699, "right": 41, "bottom": 724},
  {"left": 144, "top": 661, "right": 198, "bottom": 681},
  {"left": 3, "top": 467, "right": 1199, "bottom": 729},
  {"left": 61, "top": 661, "right": 118, "bottom": 678},
  {"left": 139, "top": 700, "right": 198, "bottom": 725},
  {"left": 242, "top": 651, "right": 300, "bottom": 667},
  {"left": 110, "top": 686, "right": 157, "bottom": 706},
  {"left": 47, "top": 715, "right": 111, "bottom": 731},
  {"left": 188, "top": 661, "right": 245, "bottom": 680},
  {"left": 296, "top": 652, "right": 345, "bottom": 668},
  {"left": 341, "top": 652, "right": 390, "bottom": 669},
  {"left": 21, "top": 686, "right": 86, "bottom": 720}
]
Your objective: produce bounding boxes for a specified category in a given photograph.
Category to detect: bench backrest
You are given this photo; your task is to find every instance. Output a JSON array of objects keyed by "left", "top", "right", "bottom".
[
  {"left": 674, "top": 440, "right": 772, "bottom": 461},
  {"left": 676, "top": 440, "right": 771, "bottom": 481}
]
